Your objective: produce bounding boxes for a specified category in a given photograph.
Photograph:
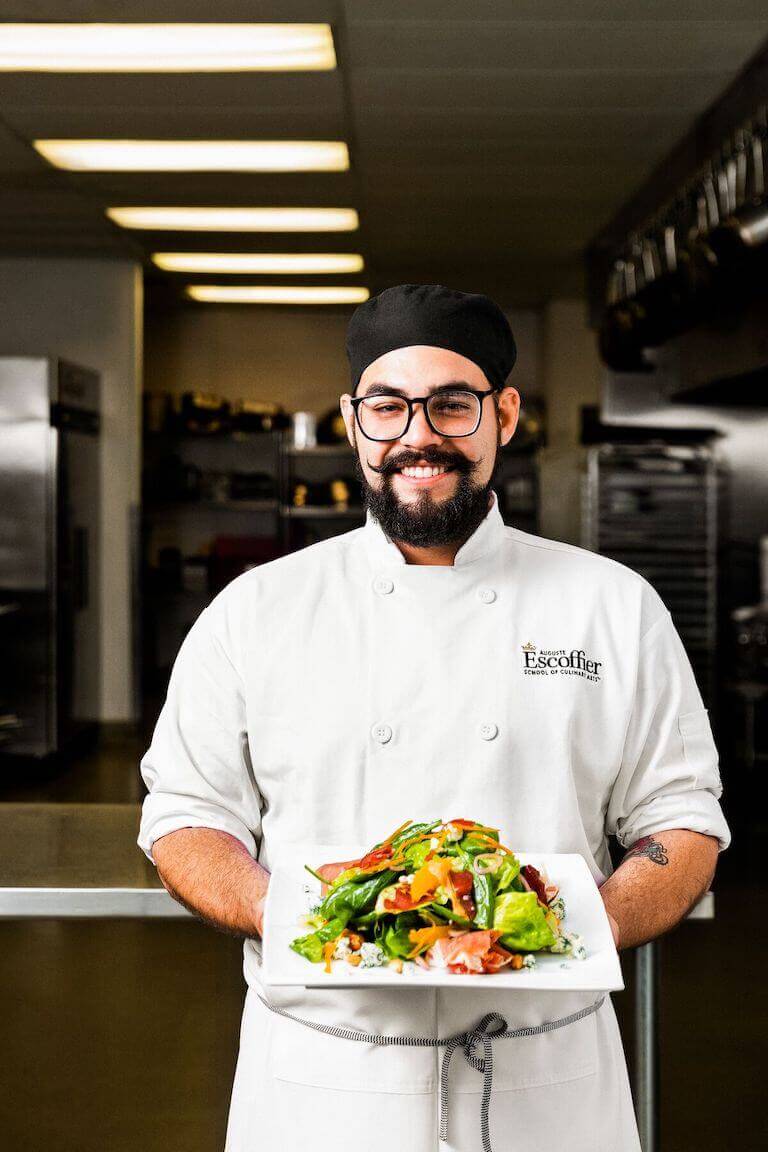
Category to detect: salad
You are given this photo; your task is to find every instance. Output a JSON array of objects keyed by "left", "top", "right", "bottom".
[{"left": 290, "top": 818, "right": 586, "bottom": 975}]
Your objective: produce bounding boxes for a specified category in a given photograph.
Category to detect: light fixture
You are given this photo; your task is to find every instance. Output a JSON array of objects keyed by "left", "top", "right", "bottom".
[
  {"left": 185, "top": 286, "right": 370, "bottom": 305},
  {"left": 34, "top": 140, "right": 349, "bottom": 173},
  {"left": 0, "top": 24, "right": 336, "bottom": 71},
  {"left": 107, "top": 207, "right": 359, "bottom": 232},
  {"left": 154, "top": 253, "right": 364, "bottom": 274}
]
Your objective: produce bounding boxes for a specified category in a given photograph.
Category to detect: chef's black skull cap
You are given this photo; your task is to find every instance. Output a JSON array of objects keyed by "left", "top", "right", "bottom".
[{"left": 345, "top": 283, "right": 517, "bottom": 395}]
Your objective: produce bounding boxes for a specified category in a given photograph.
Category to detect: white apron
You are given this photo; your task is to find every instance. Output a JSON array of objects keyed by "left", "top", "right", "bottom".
[{"left": 138, "top": 489, "right": 729, "bottom": 1152}]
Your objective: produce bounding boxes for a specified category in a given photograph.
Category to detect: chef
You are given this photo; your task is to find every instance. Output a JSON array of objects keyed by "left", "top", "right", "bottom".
[{"left": 138, "top": 283, "right": 730, "bottom": 1152}]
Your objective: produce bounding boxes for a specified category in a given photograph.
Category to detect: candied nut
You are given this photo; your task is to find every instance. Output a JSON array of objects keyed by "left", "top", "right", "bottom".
[
  {"left": 510, "top": 954, "right": 524, "bottom": 970},
  {"left": 346, "top": 953, "right": 362, "bottom": 967},
  {"left": 387, "top": 958, "right": 403, "bottom": 973},
  {"left": 347, "top": 932, "right": 364, "bottom": 951}
]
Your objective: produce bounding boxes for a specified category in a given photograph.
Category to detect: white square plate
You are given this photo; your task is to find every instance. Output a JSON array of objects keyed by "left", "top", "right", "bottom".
[{"left": 262, "top": 843, "right": 623, "bottom": 991}]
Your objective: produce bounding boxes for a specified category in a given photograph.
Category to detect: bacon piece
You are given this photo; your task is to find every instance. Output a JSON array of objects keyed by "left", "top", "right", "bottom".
[
  {"left": 428, "top": 930, "right": 502, "bottom": 973},
  {"left": 449, "top": 869, "right": 476, "bottom": 921},
  {"left": 359, "top": 845, "right": 394, "bottom": 870},
  {"left": 521, "top": 864, "right": 548, "bottom": 905}
]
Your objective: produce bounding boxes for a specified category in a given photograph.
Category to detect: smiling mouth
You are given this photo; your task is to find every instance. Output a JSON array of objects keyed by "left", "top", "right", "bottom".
[
  {"left": 396, "top": 463, "right": 455, "bottom": 476},
  {"left": 393, "top": 464, "right": 457, "bottom": 482}
]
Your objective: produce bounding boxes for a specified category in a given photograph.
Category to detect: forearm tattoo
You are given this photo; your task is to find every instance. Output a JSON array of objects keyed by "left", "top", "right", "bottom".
[{"left": 623, "top": 835, "right": 669, "bottom": 865}]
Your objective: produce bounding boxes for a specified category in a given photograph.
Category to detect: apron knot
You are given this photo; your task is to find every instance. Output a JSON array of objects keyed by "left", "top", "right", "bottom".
[
  {"left": 439, "top": 1011, "right": 509, "bottom": 1152},
  {"left": 460, "top": 1011, "right": 508, "bottom": 1072}
]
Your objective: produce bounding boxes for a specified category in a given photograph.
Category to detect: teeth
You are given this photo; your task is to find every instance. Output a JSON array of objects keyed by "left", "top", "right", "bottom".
[{"left": 400, "top": 466, "right": 449, "bottom": 478}]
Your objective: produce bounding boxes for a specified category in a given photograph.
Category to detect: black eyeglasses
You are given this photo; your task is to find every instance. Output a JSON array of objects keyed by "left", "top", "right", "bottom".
[{"left": 349, "top": 387, "right": 496, "bottom": 442}]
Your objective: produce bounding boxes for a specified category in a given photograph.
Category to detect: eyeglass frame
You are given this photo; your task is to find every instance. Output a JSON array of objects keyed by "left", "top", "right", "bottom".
[{"left": 348, "top": 385, "right": 498, "bottom": 442}]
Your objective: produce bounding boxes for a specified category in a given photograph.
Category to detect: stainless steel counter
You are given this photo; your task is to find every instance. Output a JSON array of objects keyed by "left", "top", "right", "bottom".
[{"left": 0, "top": 802, "right": 191, "bottom": 917}]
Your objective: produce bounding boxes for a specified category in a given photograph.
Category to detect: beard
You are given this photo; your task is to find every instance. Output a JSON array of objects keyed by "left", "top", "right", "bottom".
[{"left": 352, "top": 424, "right": 502, "bottom": 549}]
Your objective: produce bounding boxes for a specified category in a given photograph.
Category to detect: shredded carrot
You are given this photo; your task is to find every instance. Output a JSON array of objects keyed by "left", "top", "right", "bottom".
[
  {"left": 322, "top": 941, "right": 336, "bottom": 973},
  {"left": 410, "top": 857, "right": 453, "bottom": 901},
  {"left": 405, "top": 924, "right": 451, "bottom": 959},
  {"left": 380, "top": 819, "right": 413, "bottom": 846},
  {"left": 472, "top": 831, "right": 516, "bottom": 856}
]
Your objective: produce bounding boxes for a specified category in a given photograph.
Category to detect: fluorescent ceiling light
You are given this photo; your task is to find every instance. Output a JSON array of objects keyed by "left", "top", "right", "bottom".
[
  {"left": 34, "top": 140, "right": 349, "bottom": 173},
  {"left": 154, "top": 252, "right": 364, "bottom": 274},
  {"left": 186, "top": 286, "right": 370, "bottom": 305},
  {"left": 107, "top": 207, "right": 359, "bottom": 232},
  {"left": 0, "top": 24, "right": 335, "bottom": 71}
]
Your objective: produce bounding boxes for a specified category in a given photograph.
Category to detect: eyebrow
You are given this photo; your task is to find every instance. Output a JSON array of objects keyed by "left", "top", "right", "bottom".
[{"left": 359, "top": 381, "right": 474, "bottom": 398}]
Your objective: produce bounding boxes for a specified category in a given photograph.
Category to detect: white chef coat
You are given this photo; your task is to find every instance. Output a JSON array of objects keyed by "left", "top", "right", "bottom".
[{"left": 138, "top": 488, "right": 730, "bottom": 1152}]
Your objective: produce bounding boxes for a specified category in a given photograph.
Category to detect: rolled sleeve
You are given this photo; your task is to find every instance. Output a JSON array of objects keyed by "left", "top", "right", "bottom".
[
  {"left": 607, "top": 608, "right": 731, "bottom": 852},
  {"left": 137, "top": 602, "right": 262, "bottom": 866}
]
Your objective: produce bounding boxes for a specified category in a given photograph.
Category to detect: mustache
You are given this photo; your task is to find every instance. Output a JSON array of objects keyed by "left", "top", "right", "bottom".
[{"left": 368, "top": 453, "right": 472, "bottom": 476}]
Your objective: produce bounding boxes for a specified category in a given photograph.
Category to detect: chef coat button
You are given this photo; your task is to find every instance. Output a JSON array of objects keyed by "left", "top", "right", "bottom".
[
  {"left": 371, "top": 723, "right": 393, "bottom": 744},
  {"left": 477, "top": 587, "right": 497, "bottom": 604},
  {"left": 480, "top": 722, "right": 498, "bottom": 741},
  {"left": 373, "top": 576, "right": 394, "bottom": 595}
]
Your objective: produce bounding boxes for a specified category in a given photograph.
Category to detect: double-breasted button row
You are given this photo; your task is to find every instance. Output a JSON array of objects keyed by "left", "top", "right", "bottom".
[
  {"left": 372, "top": 576, "right": 497, "bottom": 603},
  {"left": 371, "top": 722, "right": 499, "bottom": 743}
]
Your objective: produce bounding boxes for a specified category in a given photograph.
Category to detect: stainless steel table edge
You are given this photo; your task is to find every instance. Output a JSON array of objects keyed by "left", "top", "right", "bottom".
[{"left": 0, "top": 887, "right": 193, "bottom": 918}]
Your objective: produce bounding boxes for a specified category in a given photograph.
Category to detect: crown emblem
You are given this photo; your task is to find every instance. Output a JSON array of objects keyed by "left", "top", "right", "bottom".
[{"left": 522, "top": 642, "right": 536, "bottom": 653}]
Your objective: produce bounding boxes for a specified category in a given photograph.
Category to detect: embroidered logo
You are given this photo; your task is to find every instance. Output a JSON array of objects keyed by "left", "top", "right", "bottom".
[{"left": 521, "top": 643, "right": 602, "bottom": 682}]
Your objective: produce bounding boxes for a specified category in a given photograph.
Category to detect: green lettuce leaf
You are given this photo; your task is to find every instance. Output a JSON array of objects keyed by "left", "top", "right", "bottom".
[
  {"left": 289, "top": 916, "right": 348, "bottom": 963},
  {"left": 493, "top": 891, "right": 557, "bottom": 951},
  {"left": 495, "top": 854, "right": 523, "bottom": 893},
  {"left": 402, "top": 839, "right": 432, "bottom": 870}
]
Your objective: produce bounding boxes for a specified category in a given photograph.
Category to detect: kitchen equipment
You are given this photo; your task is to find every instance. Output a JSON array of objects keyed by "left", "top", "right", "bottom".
[
  {"left": 583, "top": 442, "right": 720, "bottom": 705},
  {"left": 177, "top": 391, "right": 231, "bottom": 435},
  {"left": 291, "top": 411, "right": 317, "bottom": 449},
  {"left": 0, "top": 358, "right": 101, "bottom": 757},
  {"left": 231, "top": 399, "right": 290, "bottom": 434},
  {"left": 316, "top": 407, "right": 348, "bottom": 444}
]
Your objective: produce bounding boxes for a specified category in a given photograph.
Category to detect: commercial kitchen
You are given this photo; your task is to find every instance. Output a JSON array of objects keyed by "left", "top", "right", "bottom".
[{"left": 0, "top": 7, "right": 766, "bottom": 1151}]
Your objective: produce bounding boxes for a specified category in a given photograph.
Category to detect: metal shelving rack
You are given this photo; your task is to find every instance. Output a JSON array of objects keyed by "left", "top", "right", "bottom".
[
  {"left": 583, "top": 442, "right": 719, "bottom": 705},
  {"left": 278, "top": 440, "right": 364, "bottom": 549}
]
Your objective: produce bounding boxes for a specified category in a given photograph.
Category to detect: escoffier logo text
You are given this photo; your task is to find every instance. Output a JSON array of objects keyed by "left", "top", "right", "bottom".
[{"left": 521, "top": 642, "right": 602, "bottom": 682}]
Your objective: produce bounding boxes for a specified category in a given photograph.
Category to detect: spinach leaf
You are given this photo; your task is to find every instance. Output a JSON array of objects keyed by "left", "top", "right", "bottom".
[
  {"left": 350, "top": 910, "right": 381, "bottom": 930},
  {"left": 379, "top": 912, "right": 422, "bottom": 959},
  {"left": 427, "top": 902, "right": 471, "bottom": 929},
  {"left": 460, "top": 830, "right": 500, "bottom": 855},
  {"left": 319, "top": 869, "right": 398, "bottom": 921},
  {"left": 389, "top": 820, "right": 441, "bottom": 853},
  {"left": 472, "top": 871, "right": 497, "bottom": 930}
]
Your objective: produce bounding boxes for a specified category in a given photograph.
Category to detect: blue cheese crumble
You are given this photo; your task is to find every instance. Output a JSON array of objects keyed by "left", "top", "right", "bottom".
[
  {"left": 550, "top": 931, "right": 586, "bottom": 960},
  {"left": 332, "top": 936, "right": 352, "bottom": 961},
  {"left": 548, "top": 896, "right": 566, "bottom": 921},
  {"left": 358, "top": 942, "right": 386, "bottom": 968}
]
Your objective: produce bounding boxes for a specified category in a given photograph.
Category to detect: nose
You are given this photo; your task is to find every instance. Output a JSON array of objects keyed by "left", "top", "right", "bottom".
[{"left": 398, "top": 400, "right": 444, "bottom": 450}]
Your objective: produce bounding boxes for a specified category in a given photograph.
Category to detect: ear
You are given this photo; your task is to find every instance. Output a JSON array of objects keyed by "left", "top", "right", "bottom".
[
  {"left": 496, "top": 386, "right": 520, "bottom": 448},
  {"left": 339, "top": 393, "right": 356, "bottom": 448}
]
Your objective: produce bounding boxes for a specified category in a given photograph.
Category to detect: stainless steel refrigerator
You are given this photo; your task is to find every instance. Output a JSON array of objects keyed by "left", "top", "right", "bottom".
[{"left": 0, "top": 358, "right": 101, "bottom": 757}]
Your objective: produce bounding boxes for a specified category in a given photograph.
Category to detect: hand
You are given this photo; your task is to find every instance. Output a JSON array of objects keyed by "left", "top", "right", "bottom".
[{"left": 254, "top": 892, "right": 267, "bottom": 938}]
